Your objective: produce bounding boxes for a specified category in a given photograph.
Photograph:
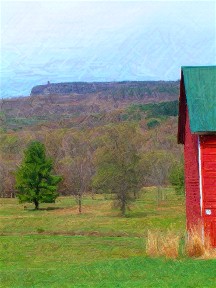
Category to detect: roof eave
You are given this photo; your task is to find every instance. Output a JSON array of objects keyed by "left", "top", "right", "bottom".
[{"left": 177, "top": 71, "right": 186, "bottom": 144}]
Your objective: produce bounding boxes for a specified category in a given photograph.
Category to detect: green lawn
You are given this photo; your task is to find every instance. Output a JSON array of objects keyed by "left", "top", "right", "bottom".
[
  {"left": 1, "top": 188, "right": 216, "bottom": 287},
  {"left": 0, "top": 188, "right": 185, "bottom": 236}
]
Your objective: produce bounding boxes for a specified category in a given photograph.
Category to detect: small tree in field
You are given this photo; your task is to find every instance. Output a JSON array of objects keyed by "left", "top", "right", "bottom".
[
  {"left": 61, "top": 132, "right": 94, "bottom": 213},
  {"left": 15, "top": 141, "right": 62, "bottom": 209},
  {"left": 92, "top": 123, "right": 142, "bottom": 216}
]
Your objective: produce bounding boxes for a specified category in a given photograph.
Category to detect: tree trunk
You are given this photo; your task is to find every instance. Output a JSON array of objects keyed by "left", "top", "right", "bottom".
[
  {"left": 121, "top": 193, "right": 126, "bottom": 216},
  {"left": 157, "top": 186, "right": 162, "bottom": 206},
  {"left": 121, "top": 202, "right": 126, "bottom": 216},
  {"left": 78, "top": 195, "right": 82, "bottom": 214},
  {"left": 34, "top": 200, "right": 39, "bottom": 210},
  {"left": 133, "top": 191, "right": 137, "bottom": 200},
  {"left": 91, "top": 189, "right": 95, "bottom": 200}
]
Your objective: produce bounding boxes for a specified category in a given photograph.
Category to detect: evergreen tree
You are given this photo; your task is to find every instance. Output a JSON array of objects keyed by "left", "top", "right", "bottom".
[{"left": 15, "top": 141, "right": 62, "bottom": 209}]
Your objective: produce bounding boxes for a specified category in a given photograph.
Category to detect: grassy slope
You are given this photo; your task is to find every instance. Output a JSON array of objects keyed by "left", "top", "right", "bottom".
[
  {"left": 0, "top": 188, "right": 185, "bottom": 236},
  {"left": 1, "top": 189, "right": 216, "bottom": 287}
]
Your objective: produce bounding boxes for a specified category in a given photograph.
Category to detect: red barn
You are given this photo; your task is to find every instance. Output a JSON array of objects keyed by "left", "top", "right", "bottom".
[{"left": 178, "top": 66, "right": 216, "bottom": 246}]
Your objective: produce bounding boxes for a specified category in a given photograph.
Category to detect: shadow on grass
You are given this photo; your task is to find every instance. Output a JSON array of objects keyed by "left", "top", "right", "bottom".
[
  {"left": 125, "top": 211, "right": 159, "bottom": 218},
  {"left": 34, "top": 230, "right": 134, "bottom": 238},
  {"left": 26, "top": 207, "right": 61, "bottom": 212}
]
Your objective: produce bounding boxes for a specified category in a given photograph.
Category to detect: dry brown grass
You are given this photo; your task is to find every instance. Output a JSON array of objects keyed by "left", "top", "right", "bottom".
[
  {"left": 185, "top": 225, "right": 216, "bottom": 259},
  {"left": 185, "top": 226, "right": 205, "bottom": 258},
  {"left": 52, "top": 202, "right": 113, "bottom": 216},
  {"left": 146, "top": 230, "right": 180, "bottom": 259},
  {"left": 146, "top": 230, "right": 159, "bottom": 257},
  {"left": 146, "top": 227, "right": 216, "bottom": 260}
]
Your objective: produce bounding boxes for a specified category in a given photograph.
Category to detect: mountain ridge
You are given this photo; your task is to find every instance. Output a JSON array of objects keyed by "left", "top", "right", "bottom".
[{"left": 31, "top": 80, "right": 179, "bottom": 97}]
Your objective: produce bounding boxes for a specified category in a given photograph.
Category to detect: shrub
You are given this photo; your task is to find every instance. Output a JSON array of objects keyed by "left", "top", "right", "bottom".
[
  {"left": 37, "top": 228, "right": 45, "bottom": 234},
  {"left": 147, "top": 119, "right": 160, "bottom": 129}
]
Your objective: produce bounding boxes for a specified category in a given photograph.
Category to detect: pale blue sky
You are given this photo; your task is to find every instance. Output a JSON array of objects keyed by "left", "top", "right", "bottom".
[{"left": 1, "top": 1, "right": 216, "bottom": 98}]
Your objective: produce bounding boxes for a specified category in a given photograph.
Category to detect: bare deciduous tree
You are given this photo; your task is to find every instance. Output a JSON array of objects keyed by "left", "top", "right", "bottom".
[
  {"left": 61, "top": 132, "right": 94, "bottom": 213},
  {"left": 92, "top": 123, "right": 142, "bottom": 216}
]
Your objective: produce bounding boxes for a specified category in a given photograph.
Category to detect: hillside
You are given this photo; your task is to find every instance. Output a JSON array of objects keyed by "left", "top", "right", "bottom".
[{"left": 0, "top": 81, "right": 179, "bottom": 131}]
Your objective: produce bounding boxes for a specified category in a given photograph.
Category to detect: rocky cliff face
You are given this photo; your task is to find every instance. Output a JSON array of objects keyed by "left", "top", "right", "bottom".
[
  {"left": 31, "top": 82, "right": 117, "bottom": 95},
  {"left": 30, "top": 81, "right": 179, "bottom": 100}
]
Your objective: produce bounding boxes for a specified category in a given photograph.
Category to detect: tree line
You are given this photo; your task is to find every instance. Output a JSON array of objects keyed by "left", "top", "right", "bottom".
[{"left": 1, "top": 122, "right": 184, "bottom": 215}]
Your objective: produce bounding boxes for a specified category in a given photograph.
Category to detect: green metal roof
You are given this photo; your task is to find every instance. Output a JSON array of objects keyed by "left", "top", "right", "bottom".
[{"left": 182, "top": 66, "right": 216, "bottom": 133}]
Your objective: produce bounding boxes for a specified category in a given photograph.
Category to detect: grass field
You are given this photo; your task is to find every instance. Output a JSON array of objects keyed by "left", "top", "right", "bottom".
[{"left": 1, "top": 188, "right": 216, "bottom": 287}]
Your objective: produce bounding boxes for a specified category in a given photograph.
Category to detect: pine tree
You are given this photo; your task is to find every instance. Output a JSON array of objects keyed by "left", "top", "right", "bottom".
[{"left": 15, "top": 141, "right": 62, "bottom": 209}]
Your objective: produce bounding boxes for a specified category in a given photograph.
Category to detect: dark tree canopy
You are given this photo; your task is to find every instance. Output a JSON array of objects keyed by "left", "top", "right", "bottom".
[{"left": 15, "top": 141, "right": 62, "bottom": 209}]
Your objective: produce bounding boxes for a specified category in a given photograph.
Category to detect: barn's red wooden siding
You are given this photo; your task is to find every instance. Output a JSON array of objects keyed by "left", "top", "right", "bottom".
[
  {"left": 184, "top": 108, "right": 201, "bottom": 229},
  {"left": 200, "top": 135, "right": 216, "bottom": 246}
]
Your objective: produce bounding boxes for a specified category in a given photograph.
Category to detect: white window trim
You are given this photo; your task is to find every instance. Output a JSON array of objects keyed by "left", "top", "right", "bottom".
[
  {"left": 198, "top": 136, "right": 203, "bottom": 216},
  {"left": 198, "top": 136, "right": 204, "bottom": 243}
]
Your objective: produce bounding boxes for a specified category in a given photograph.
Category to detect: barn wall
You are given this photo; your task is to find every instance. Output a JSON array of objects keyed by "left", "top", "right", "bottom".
[
  {"left": 200, "top": 135, "right": 216, "bottom": 246},
  {"left": 184, "top": 108, "right": 201, "bottom": 229}
]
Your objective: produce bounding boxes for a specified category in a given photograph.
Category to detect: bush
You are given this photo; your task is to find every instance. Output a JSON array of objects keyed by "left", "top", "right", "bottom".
[{"left": 147, "top": 119, "right": 160, "bottom": 129}]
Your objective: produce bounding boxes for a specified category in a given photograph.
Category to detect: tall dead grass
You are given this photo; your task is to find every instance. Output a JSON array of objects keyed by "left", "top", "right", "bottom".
[
  {"left": 146, "top": 230, "right": 180, "bottom": 259},
  {"left": 146, "top": 225, "right": 216, "bottom": 259},
  {"left": 185, "top": 225, "right": 216, "bottom": 259}
]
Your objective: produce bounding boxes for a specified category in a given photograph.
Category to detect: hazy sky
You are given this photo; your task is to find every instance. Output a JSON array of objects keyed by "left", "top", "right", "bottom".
[{"left": 1, "top": 1, "right": 216, "bottom": 98}]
